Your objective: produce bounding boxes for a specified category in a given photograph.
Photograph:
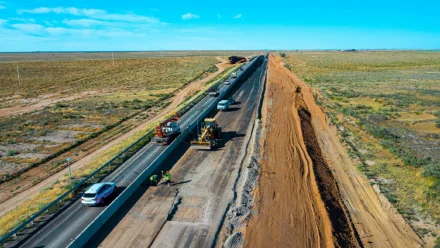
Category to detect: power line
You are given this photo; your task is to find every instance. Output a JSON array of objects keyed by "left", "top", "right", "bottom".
[{"left": 16, "top": 64, "right": 21, "bottom": 84}]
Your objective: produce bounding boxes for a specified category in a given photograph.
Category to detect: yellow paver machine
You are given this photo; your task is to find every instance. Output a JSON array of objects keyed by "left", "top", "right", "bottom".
[{"left": 190, "top": 118, "right": 222, "bottom": 150}]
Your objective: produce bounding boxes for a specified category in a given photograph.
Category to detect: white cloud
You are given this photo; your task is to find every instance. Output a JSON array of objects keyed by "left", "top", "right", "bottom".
[
  {"left": 18, "top": 7, "right": 100, "bottom": 15},
  {"left": 178, "top": 27, "right": 215, "bottom": 33},
  {"left": 11, "top": 23, "right": 45, "bottom": 34},
  {"left": 45, "top": 27, "right": 69, "bottom": 35},
  {"left": 176, "top": 36, "right": 215, "bottom": 41},
  {"left": 18, "top": 7, "right": 163, "bottom": 25},
  {"left": 233, "top": 14, "right": 242, "bottom": 19},
  {"left": 0, "top": 19, "right": 7, "bottom": 25},
  {"left": 43, "top": 20, "right": 55, "bottom": 26},
  {"left": 182, "top": 13, "right": 199, "bottom": 20},
  {"left": 0, "top": 5, "right": 5, "bottom": 9},
  {"left": 18, "top": 7, "right": 51, "bottom": 14},
  {"left": 10, "top": 18, "right": 35, "bottom": 23},
  {"left": 62, "top": 19, "right": 108, "bottom": 27},
  {"left": 217, "top": 14, "right": 221, "bottom": 19}
]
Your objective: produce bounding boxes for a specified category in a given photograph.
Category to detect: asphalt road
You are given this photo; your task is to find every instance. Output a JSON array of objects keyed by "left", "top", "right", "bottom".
[
  {"left": 18, "top": 58, "right": 261, "bottom": 248},
  {"left": 92, "top": 55, "right": 267, "bottom": 247}
]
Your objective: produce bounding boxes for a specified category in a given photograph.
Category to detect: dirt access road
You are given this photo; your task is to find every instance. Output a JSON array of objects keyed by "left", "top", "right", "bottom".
[
  {"left": 90, "top": 57, "right": 266, "bottom": 248},
  {"left": 0, "top": 57, "right": 233, "bottom": 217},
  {"left": 0, "top": 91, "right": 101, "bottom": 117},
  {"left": 244, "top": 54, "right": 422, "bottom": 247}
]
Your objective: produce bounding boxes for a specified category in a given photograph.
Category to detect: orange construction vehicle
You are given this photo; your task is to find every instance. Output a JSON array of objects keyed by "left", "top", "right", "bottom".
[{"left": 153, "top": 113, "right": 181, "bottom": 145}]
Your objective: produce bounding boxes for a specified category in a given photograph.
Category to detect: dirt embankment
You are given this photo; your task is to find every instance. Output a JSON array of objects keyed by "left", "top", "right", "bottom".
[
  {"left": 244, "top": 54, "right": 353, "bottom": 247},
  {"left": 244, "top": 54, "right": 422, "bottom": 247}
]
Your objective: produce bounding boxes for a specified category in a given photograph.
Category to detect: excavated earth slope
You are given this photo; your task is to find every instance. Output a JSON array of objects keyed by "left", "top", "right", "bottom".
[{"left": 244, "top": 54, "right": 422, "bottom": 248}]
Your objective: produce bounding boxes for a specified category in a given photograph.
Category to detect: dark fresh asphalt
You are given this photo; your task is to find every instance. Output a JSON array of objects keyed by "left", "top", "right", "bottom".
[{"left": 19, "top": 57, "right": 263, "bottom": 248}]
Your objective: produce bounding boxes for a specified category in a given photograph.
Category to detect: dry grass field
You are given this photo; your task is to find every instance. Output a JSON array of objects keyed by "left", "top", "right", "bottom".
[
  {"left": 0, "top": 56, "right": 218, "bottom": 182},
  {"left": 282, "top": 51, "right": 440, "bottom": 245},
  {"left": 0, "top": 50, "right": 260, "bottom": 62}
]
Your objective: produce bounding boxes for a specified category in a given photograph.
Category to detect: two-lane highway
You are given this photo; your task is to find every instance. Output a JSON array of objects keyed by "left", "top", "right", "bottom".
[
  {"left": 94, "top": 55, "right": 267, "bottom": 248},
  {"left": 18, "top": 58, "right": 261, "bottom": 248}
]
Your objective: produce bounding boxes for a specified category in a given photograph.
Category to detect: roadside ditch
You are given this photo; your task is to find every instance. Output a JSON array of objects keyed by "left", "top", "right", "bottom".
[{"left": 298, "top": 107, "right": 362, "bottom": 247}]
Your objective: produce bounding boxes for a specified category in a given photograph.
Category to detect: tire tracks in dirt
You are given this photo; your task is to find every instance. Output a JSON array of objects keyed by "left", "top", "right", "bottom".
[{"left": 244, "top": 54, "right": 338, "bottom": 248}]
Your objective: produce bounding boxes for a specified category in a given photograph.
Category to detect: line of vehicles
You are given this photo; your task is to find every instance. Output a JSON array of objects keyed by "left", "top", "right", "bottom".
[{"left": 81, "top": 71, "right": 239, "bottom": 206}]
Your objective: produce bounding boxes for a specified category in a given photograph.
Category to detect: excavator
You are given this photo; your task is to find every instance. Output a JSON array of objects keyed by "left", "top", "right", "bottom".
[
  {"left": 190, "top": 118, "right": 222, "bottom": 150},
  {"left": 153, "top": 113, "right": 181, "bottom": 145}
]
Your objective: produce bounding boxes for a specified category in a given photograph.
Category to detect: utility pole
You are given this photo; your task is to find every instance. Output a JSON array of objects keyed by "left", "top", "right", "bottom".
[
  {"left": 112, "top": 53, "right": 115, "bottom": 66},
  {"left": 16, "top": 64, "right": 21, "bottom": 84},
  {"left": 67, "top": 158, "right": 72, "bottom": 180},
  {"left": 161, "top": 48, "right": 163, "bottom": 58}
]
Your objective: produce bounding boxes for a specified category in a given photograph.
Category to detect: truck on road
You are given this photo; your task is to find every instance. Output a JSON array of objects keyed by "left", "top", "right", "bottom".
[
  {"left": 217, "top": 100, "right": 230, "bottom": 111},
  {"left": 152, "top": 114, "right": 181, "bottom": 145},
  {"left": 208, "top": 87, "right": 220, "bottom": 97}
]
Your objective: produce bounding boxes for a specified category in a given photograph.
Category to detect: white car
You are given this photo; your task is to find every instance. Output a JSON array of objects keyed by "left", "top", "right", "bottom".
[
  {"left": 224, "top": 80, "right": 231, "bottom": 85},
  {"left": 81, "top": 182, "right": 116, "bottom": 206},
  {"left": 217, "top": 100, "right": 230, "bottom": 111}
]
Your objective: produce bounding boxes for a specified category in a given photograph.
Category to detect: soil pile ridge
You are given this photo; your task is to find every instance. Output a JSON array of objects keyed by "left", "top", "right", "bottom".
[{"left": 244, "top": 54, "right": 421, "bottom": 248}]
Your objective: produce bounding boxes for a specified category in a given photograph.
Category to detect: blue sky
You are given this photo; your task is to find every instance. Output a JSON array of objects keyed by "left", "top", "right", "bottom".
[{"left": 0, "top": 0, "right": 439, "bottom": 51}]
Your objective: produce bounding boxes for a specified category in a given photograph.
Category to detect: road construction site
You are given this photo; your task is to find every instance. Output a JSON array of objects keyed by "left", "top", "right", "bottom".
[
  {"left": 4, "top": 53, "right": 427, "bottom": 248},
  {"left": 9, "top": 56, "right": 263, "bottom": 248},
  {"left": 86, "top": 56, "right": 266, "bottom": 247},
  {"left": 89, "top": 54, "right": 423, "bottom": 248}
]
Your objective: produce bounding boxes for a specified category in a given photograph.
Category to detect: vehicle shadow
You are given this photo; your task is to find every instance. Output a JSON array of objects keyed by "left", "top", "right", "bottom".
[
  {"left": 222, "top": 107, "right": 240, "bottom": 112},
  {"left": 170, "top": 180, "right": 192, "bottom": 186},
  {"left": 99, "top": 186, "right": 126, "bottom": 207},
  {"left": 214, "top": 131, "right": 245, "bottom": 150}
]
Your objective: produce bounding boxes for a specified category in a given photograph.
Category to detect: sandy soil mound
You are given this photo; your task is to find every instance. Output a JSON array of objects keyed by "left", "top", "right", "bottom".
[
  {"left": 244, "top": 54, "right": 346, "bottom": 247},
  {"left": 244, "top": 54, "right": 422, "bottom": 247}
]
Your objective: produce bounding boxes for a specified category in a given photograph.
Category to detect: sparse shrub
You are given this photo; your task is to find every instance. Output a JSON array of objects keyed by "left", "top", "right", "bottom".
[
  {"left": 121, "top": 100, "right": 130, "bottom": 108},
  {"left": 422, "top": 163, "right": 440, "bottom": 178},
  {"left": 7, "top": 150, "right": 17, "bottom": 156},
  {"left": 434, "top": 236, "right": 440, "bottom": 248},
  {"left": 380, "top": 140, "right": 431, "bottom": 168},
  {"left": 366, "top": 124, "right": 395, "bottom": 139},
  {"left": 40, "top": 130, "right": 50, "bottom": 136},
  {"left": 436, "top": 119, "right": 440, "bottom": 128},
  {"left": 63, "top": 179, "right": 80, "bottom": 189},
  {"left": 206, "top": 65, "right": 218, "bottom": 73},
  {"left": 54, "top": 102, "right": 68, "bottom": 109},
  {"left": 425, "top": 181, "right": 440, "bottom": 202},
  {"left": 133, "top": 99, "right": 142, "bottom": 103},
  {"left": 132, "top": 105, "right": 142, "bottom": 110},
  {"left": 280, "top": 52, "right": 287, "bottom": 58},
  {"left": 62, "top": 113, "right": 76, "bottom": 119},
  {"left": 367, "top": 114, "right": 389, "bottom": 123}
]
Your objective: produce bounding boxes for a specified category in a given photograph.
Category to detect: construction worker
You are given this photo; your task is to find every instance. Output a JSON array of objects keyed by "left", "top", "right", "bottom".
[
  {"left": 165, "top": 171, "right": 171, "bottom": 187},
  {"left": 149, "top": 174, "right": 158, "bottom": 186}
]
